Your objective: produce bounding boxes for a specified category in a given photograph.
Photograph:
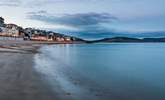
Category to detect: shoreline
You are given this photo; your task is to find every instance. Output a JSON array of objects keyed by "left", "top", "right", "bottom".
[
  {"left": 0, "top": 41, "right": 98, "bottom": 100},
  {"left": 0, "top": 41, "right": 61, "bottom": 100},
  {"left": 1, "top": 41, "right": 164, "bottom": 100}
]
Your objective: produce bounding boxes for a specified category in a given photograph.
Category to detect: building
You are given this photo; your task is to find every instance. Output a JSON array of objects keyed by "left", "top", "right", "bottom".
[
  {"left": 64, "top": 37, "right": 71, "bottom": 41},
  {"left": 23, "top": 28, "right": 74, "bottom": 42},
  {"left": 31, "top": 35, "right": 48, "bottom": 41},
  {"left": 56, "top": 37, "right": 65, "bottom": 41},
  {"left": 3, "top": 24, "right": 24, "bottom": 37}
]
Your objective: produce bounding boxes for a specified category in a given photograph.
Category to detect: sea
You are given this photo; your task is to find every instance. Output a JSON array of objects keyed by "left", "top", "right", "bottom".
[{"left": 34, "top": 43, "right": 165, "bottom": 100}]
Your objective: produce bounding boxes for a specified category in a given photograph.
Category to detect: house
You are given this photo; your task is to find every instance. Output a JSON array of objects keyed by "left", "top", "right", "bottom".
[
  {"left": 56, "top": 37, "right": 65, "bottom": 41},
  {"left": 5, "top": 24, "right": 23, "bottom": 37},
  {"left": 64, "top": 37, "right": 71, "bottom": 41},
  {"left": 23, "top": 28, "right": 74, "bottom": 42},
  {"left": 0, "top": 18, "right": 23, "bottom": 37},
  {"left": 31, "top": 35, "right": 48, "bottom": 41}
]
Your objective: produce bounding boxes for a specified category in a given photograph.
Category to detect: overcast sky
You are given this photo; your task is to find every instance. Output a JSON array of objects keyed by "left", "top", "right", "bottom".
[{"left": 0, "top": 0, "right": 165, "bottom": 39}]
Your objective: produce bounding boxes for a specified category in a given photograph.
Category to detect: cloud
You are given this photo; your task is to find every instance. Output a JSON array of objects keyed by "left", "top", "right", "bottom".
[
  {"left": 0, "top": 0, "right": 21, "bottom": 6},
  {"left": 27, "top": 10, "right": 47, "bottom": 15},
  {"left": 27, "top": 11, "right": 117, "bottom": 34},
  {"left": 25, "top": 0, "right": 104, "bottom": 6}
]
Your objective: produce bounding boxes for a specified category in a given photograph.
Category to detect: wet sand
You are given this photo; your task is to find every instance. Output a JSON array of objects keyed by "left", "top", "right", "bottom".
[
  {"left": 0, "top": 40, "right": 97, "bottom": 100},
  {"left": 0, "top": 42, "right": 60, "bottom": 100}
]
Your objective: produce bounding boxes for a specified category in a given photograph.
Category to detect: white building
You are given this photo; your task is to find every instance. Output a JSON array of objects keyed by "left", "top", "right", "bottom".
[
  {"left": 0, "top": 24, "right": 22, "bottom": 37},
  {"left": 7, "top": 27, "right": 18, "bottom": 36}
]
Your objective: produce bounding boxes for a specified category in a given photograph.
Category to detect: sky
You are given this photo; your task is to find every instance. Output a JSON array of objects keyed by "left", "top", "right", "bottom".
[{"left": 0, "top": 0, "right": 165, "bottom": 39}]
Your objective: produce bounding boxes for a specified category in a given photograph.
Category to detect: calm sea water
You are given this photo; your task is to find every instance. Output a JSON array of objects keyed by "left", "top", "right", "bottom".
[{"left": 34, "top": 43, "right": 165, "bottom": 100}]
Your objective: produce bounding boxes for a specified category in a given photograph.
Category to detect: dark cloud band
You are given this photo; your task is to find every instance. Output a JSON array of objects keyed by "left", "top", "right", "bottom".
[{"left": 27, "top": 11, "right": 117, "bottom": 34}]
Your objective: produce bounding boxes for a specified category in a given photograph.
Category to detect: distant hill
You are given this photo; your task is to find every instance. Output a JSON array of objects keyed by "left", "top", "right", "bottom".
[{"left": 87, "top": 37, "right": 165, "bottom": 43}]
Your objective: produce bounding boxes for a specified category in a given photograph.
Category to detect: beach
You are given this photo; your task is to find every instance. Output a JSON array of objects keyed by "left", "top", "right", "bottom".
[
  {"left": 1, "top": 42, "right": 165, "bottom": 100},
  {"left": 0, "top": 41, "right": 60, "bottom": 100}
]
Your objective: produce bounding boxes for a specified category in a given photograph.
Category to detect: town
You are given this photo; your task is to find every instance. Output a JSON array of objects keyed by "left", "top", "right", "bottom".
[{"left": 0, "top": 17, "right": 81, "bottom": 42}]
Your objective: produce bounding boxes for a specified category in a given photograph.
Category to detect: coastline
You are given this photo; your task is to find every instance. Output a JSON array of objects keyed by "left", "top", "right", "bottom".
[
  {"left": 1, "top": 41, "right": 164, "bottom": 100},
  {"left": 0, "top": 41, "right": 61, "bottom": 100},
  {"left": 0, "top": 41, "right": 102, "bottom": 100}
]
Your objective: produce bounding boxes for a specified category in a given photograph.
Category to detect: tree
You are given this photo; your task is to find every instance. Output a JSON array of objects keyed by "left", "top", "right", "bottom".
[{"left": 0, "top": 28, "right": 2, "bottom": 33}]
